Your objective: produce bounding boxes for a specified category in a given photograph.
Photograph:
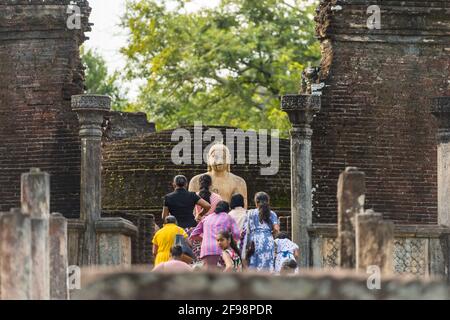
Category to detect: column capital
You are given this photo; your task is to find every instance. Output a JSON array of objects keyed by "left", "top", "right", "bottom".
[
  {"left": 281, "top": 94, "right": 321, "bottom": 128},
  {"left": 72, "top": 95, "right": 111, "bottom": 138},
  {"left": 71, "top": 94, "right": 111, "bottom": 113},
  {"left": 431, "top": 97, "right": 450, "bottom": 142}
]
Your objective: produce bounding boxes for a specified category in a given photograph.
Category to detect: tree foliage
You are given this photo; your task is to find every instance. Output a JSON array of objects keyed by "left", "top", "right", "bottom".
[
  {"left": 81, "top": 47, "right": 129, "bottom": 111},
  {"left": 121, "top": 0, "right": 320, "bottom": 133}
]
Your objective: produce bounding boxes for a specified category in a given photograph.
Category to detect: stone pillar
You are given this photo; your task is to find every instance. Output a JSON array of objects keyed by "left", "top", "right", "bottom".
[
  {"left": 72, "top": 95, "right": 111, "bottom": 266},
  {"left": 281, "top": 94, "right": 321, "bottom": 268},
  {"left": 49, "top": 213, "right": 69, "bottom": 300},
  {"left": 355, "top": 210, "right": 394, "bottom": 274},
  {"left": 0, "top": 208, "right": 32, "bottom": 300},
  {"left": 96, "top": 218, "right": 138, "bottom": 266},
  {"left": 337, "top": 167, "right": 365, "bottom": 268},
  {"left": 431, "top": 97, "right": 450, "bottom": 227},
  {"left": 21, "top": 168, "right": 50, "bottom": 300}
]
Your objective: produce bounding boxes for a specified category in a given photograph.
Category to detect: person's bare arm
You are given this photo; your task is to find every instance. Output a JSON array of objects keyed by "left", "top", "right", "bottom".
[
  {"left": 190, "top": 234, "right": 202, "bottom": 242},
  {"left": 152, "top": 244, "right": 158, "bottom": 256},
  {"left": 222, "top": 251, "right": 234, "bottom": 272},
  {"left": 272, "top": 224, "right": 280, "bottom": 237},
  {"left": 196, "top": 198, "right": 211, "bottom": 220},
  {"left": 294, "top": 249, "right": 300, "bottom": 259},
  {"left": 162, "top": 206, "right": 169, "bottom": 221},
  {"left": 189, "top": 221, "right": 204, "bottom": 242}
]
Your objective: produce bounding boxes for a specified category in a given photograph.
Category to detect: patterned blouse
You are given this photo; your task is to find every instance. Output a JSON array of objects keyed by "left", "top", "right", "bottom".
[
  {"left": 274, "top": 238, "right": 299, "bottom": 273},
  {"left": 218, "top": 248, "right": 242, "bottom": 272}
]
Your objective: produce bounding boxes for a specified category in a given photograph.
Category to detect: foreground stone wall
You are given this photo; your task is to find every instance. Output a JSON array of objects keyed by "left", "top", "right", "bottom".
[
  {"left": 0, "top": 0, "right": 91, "bottom": 218},
  {"left": 72, "top": 267, "right": 450, "bottom": 300},
  {"left": 312, "top": 0, "right": 450, "bottom": 224},
  {"left": 310, "top": 224, "right": 450, "bottom": 278}
]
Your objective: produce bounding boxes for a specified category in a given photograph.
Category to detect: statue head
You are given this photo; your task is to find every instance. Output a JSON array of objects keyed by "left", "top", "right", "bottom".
[{"left": 207, "top": 143, "right": 231, "bottom": 173}]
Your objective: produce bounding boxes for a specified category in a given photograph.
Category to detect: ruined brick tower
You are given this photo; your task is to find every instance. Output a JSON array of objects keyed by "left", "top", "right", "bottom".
[
  {"left": 0, "top": 0, "right": 91, "bottom": 218},
  {"left": 313, "top": 0, "right": 450, "bottom": 225}
]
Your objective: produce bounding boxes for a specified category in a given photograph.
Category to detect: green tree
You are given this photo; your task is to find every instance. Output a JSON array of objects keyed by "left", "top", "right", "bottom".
[
  {"left": 121, "top": 0, "right": 320, "bottom": 134},
  {"left": 81, "top": 47, "right": 129, "bottom": 111}
]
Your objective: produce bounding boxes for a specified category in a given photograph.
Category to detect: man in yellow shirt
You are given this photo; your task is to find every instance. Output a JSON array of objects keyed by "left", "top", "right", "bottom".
[{"left": 152, "top": 216, "right": 188, "bottom": 266}]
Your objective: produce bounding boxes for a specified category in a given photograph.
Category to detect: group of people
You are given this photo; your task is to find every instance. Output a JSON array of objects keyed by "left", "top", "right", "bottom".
[{"left": 152, "top": 174, "right": 300, "bottom": 275}]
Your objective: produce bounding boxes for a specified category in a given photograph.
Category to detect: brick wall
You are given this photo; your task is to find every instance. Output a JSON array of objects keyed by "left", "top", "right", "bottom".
[
  {"left": 102, "top": 111, "right": 156, "bottom": 142},
  {"left": 312, "top": 0, "right": 450, "bottom": 224},
  {"left": 0, "top": 0, "right": 91, "bottom": 218}
]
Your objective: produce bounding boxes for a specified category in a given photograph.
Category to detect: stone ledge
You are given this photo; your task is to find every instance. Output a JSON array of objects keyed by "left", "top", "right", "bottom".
[
  {"left": 67, "top": 219, "right": 86, "bottom": 231},
  {"left": 95, "top": 218, "right": 138, "bottom": 237},
  {"left": 0, "top": 1, "right": 90, "bottom": 31},
  {"left": 331, "top": 34, "right": 450, "bottom": 44},
  {"left": 308, "top": 223, "right": 450, "bottom": 238},
  {"left": 71, "top": 267, "right": 450, "bottom": 300}
]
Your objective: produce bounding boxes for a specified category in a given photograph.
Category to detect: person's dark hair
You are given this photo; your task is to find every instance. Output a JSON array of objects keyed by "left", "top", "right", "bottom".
[
  {"left": 255, "top": 192, "right": 272, "bottom": 229},
  {"left": 173, "top": 175, "right": 187, "bottom": 188},
  {"left": 218, "top": 230, "right": 241, "bottom": 258},
  {"left": 276, "top": 232, "right": 290, "bottom": 240},
  {"left": 230, "top": 193, "right": 245, "bottom": 209},
  {"left": 282, "top": 259, "right": 297, "bottom": 270},
  {"left": 171, "top": 245, "right": 183, "bottom": 259},
  {"left": 165, "top": 215, "right": 177, "bottom": 225},
  {"left": 214, "top": 201, "right": 230, "bottom": 214},
  {"left": 199, "top": 174, "right": 212, "bottom": 204}
]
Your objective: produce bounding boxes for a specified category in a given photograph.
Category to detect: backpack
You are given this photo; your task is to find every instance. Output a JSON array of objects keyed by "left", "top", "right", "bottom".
[{"left": 174, "top": 232, "right": 194, "bottom": 264}]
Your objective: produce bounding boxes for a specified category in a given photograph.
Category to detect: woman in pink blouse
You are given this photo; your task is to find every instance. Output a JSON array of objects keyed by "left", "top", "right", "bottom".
[
  {"left": 192, "top": 174, "right": 222, "bottom": 261},
  {"left": 190, "top": 201, "right": 240, "bottom": 270}
]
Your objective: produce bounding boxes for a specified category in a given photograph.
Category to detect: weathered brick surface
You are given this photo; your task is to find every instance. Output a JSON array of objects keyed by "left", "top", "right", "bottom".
[
  {"left": 312, "top": 0, "right": 450, "bottom": 224},
  {"left": 102, "top": 111, "right": 156, "bottom": 142},
  {"left": 0, "top": 0, "right": 91, "bottom": 218}
]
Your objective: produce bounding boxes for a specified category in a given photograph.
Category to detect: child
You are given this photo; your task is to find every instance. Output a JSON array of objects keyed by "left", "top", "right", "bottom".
[
  {"left": 274, "top": 232, "right": 299, "bottom": 274},
  {"left": 216, "top": 230, "right": 243, "bottom": 272},
  {"left": 280, "top": 259, "right": 298, "bottom": 275}
]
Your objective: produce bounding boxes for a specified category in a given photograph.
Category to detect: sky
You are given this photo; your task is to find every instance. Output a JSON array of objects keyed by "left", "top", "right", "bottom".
[{"left": 85, "top": 0, "right": 220, "bottom": 100}]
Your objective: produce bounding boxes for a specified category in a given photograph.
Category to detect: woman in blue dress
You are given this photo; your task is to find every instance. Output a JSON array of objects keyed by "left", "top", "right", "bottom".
[{"left": 243, "top": 192, "right": 280, "bottom": 272}]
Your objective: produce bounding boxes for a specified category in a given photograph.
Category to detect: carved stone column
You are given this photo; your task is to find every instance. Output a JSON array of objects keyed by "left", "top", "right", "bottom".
[
  {"left": 281, "top": 94, "right": 321, "bottom": 268},
  {"left": 431, "top": 97, "right": 450, "bottom": 227},
  {"left": 72, "top": 95, "right": 111, "bottom": 266}
]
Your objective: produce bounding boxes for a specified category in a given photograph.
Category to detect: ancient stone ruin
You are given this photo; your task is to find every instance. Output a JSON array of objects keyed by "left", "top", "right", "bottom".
[
  {"left": 1, "top": 0, "right": 450, "bottom": 300},
  {"left": 282, "top": 0, "right": 450, "bottom": 277},
  {"left": 0, "top": 169, "right": 68, "bottom": 300}
]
